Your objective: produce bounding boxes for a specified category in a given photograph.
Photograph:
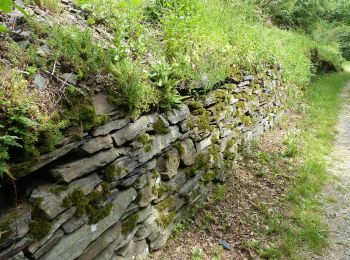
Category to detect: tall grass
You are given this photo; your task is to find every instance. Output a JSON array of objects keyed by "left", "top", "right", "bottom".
[{"left": 263, "top": 73, "right": 350, "bottom": 258}]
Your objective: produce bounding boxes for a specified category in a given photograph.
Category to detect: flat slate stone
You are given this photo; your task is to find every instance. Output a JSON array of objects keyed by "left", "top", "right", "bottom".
[
  {"left": 92, "top": 92, "right": 117, "bottom": 116},
  {"left": 50, "top": 147, "right": 126, "bottom": 182},
  {"left": 40, "top": 188, "right": 137, "bottom": 260},
  {"left": 166, "top": 104, "right": 190, "bottom": 124},
  {"left": 62, "top": 214, "right": 89, "bottom": 234},
  {"left": 31, "top": 229, "right": 64, "bottom": 259},
  {"left": 93, "top": 118, "right": 130, "bottom": 136},
  {"left": 135, "top": 126, "right": 182, "bottom": 164},
  {"left": 179, "top": 139, "right": 196, "bottom": 166},
  {"left": 31, "top": 173, "right": 101, "bottom": 219},
  {"left": 26, "top": 207, "right": 75, "bottom": 255},
  {"left": 0, "top": 203, "right": 31, "bottom": 250},
  {"left": 77, "top": 222, "right": 122, "bottom": 260},
  {"left": 79, "top": 135, "right": 113, "bottom": 154},
  {"left": 0, "top": 236, "right": 32, "bottom": 259},
  {"left": 111, "top": 114, "right": 158, "bottom": 146}
]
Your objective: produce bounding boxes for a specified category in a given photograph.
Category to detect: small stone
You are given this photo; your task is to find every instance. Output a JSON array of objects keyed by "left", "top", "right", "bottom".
[
  {"left": 31, "top": 229, "right": 64, "bottom": 259},
  {"left": 92, "top": 92, "right": 116, "bottom": 116},
  {"left": 178, "top": 139, "right": 196, "bottom": 166},
  {"left": 60, "top": 73, "right": 78, "bottom": 85},
  {"left": 0, "top": 236, "right": 32, "bottom": 259},
  {"left": 138, "top": 184, "right": 156, "bottom": 207},
  {"left": 195, "top": 136, "right": 212, "bottom": 152},
  {"left": 33, "top": 74, "right": 48, "bottom": 91},
  {"left": 49, "top": 147, "right": 126, "bottom": 183},
  {"left": 93, "top": 118, "right": 130, "bottom": 136},
  {"left": 62, "top": 214, "right": 89, "bottom": 234},
  {"left": 156, "top": 148, "right": 180, "bottom": 181},
  {"left": 111, "top": 114, "right": 158, "bottom": 146},
  {"left": 219, "top": 240, "right": 232, "bottom": 250},
  {"left": 134, "top": 126, "right": 182, "bottom": 164},
  {"left": 79, "top": 136, "right": 113, "bottom": 154},
  {"left": 166, "top": 104, "right": 190, "bottom": 124}
]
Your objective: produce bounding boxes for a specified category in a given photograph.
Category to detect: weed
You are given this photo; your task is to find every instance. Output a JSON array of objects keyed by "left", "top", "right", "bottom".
[{"left": 191, "top": 248, "right": 203, "bottom": 260}]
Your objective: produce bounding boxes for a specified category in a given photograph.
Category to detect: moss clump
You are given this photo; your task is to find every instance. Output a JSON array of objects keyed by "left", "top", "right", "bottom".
[
  {"left": 188, "top": 101, "right": 203, "bottom": 110},
  {"left": 173, "top": 142, "right": 185, "bottom": 156},
  {"left": 29, "top": 218, "right": 52, "bottom": 241},
  {"left": 122, "top": 213, "right": 139, "bottom": 235},
  {"left": 211, "top": 135, "right": 220, "bottom": 144},
  {"left": 49, "top": 184, "right": 69, "bottom": 196},
  {"left": 185, "top": 153, "right": 208, "bottom": 179},
  {"left": 0, "top": 218, "right": 13, "bottom": 244},
  {"left": 153, "top": 119, "right": 170, "bottom": 135},
  {"left": 201, "top": 171, "right": 216, "bottom": 182},
  {"left": 241, "top": 114, "right": 253, "bottom": 125},
  {"left": 155, "top": 197, "right": 174, "bottom": 212},
  {"left": 136, "top": 133, "right": 153, "bottom": 152},
  {"left": 152, "top": 184, "right": 172, "bottom": 198},
  {"left": 62, "top": 183, "right": 112, "bottom": 224},
  {"left": 236, "top": 101, "right": 246, "bottom": 109},
  {"left": 156, "top": 211, "right": 176, "bottom": 228},
  {"left": 103, "top": 164, "right": 127, "bottom": 183},
  {"left": 152, "top": 169, "right": 160, "bottom": 179},
  {"left": 198, "top": 112, "right": 214, "bottom": 132},
  {"left": 29, "top": 204, "right": 52, "bottom": 241}
]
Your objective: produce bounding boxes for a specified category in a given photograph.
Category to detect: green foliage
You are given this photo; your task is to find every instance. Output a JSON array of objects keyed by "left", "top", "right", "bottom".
[
  {"left": 48, "top": 26, "right": 112, "bottom": 76},
  {"left": 34, "top": 0, "right": 60, "bottom": 13},
  {"left": 338, "top": 31, "right": 350, "bottom": 61}
]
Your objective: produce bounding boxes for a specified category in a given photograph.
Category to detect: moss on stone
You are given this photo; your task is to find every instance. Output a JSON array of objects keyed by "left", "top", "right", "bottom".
[
  {"left": 0, "top": 217, "right": 13, "bottom": 244},
  {"left": 103, "top": 164, "right": 127, "bottom": 183},
  {"left": 156, "top": 211, "right": 176, "bottom": 228},
  {"left": 49, "top": 184, "right": 69, "bottom": 196},
  {"left": 173, "top": 142, "right": 185, "bottom": 156},
  {"left": 201, "top": 171, "right": 216, "bottom": 182},
  {"left": 241, "top": 114, "right": 253, "bottom": 125},
  {"left": 236, "top": 101, "right": 246, "bottom": 109},
  {"left": 155, "top": 197, "right": 174, "bottom": 212},
  {"left": 185, "top": 153, "right": 208, "bottom": 179},
  {"left": 188, "top": 100, "right": 203, "bottom": 110},
  {"left": 153, "top": 119, "right": 170, "bottom": 135},
  {"left": 122, "top": 213, "right": 139, "bottom": 235},
  {"left": 152, "top": 183, "right": 171, "bottom": 198},
  {"left": 62, "top": 183, "right": 112, "bottom": 224},
  {"left": 29, "top": 218, "right": 52, "bottom": 241}
]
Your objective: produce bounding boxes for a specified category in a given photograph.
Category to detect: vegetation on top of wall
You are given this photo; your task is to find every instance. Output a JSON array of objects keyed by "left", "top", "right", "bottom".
[{"left": 0, "top": 0, "right": 347, "bottom": 177}]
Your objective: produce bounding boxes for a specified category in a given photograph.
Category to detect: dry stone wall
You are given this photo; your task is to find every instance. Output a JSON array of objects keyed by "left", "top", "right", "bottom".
[{"left": 0, "top": 66, "right": 285, "bottom": 259}]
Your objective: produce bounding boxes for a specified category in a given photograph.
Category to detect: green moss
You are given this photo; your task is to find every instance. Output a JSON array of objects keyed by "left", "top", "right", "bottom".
[
  {"left": 211, "top": 135, "right": 220, "bottom": 144},
  {"left": 197, "top": 112, "right": 214, "bottom": 132},
  {"left": 201, "top": 171, "right": 217, "bottom": 182},
  {"left": 152, "top": 169, "right": 160, "bottom": 179},
  {"left": 49, "top": 184, "right": 69, "bottom": 196},
  {"left": 156, "top": 211, "right": 176, "bottom": 228},
  {"left": 103, "top": 164, "right": 127, "bottom": 183},
  {"left": 188, "top": 101, "right": 203, "bottom": 110},
  {"left": 122, "top": 213, "right": 139, "bottom": 235},
  {"left": 241, "top": 114, "right": 253, "bottom": 125},
  {"left": 62, "top": 184, "right": 112, "bottom": 224},
  {"left": 0, "top": 217, "right": 14, "bottom": 244},
  {"left": 29, "top": 218, "right": 52, "bottom": 240},
  {"left": 155, "top": 197, "right": 174, "bottom": 212},
  {"left": 185, "top": 153, "right": 208, "bottom": 179},
  {"left": 152, "top": 184, "right": 172, "bottom": 198},
  {"left": 29, "top": 204, "right": 52, "bottom": 240},
  {"left": 153, "top": 119, "right": 170, "bottom": 135},
  {"left": 137, "top": 133, "right": 151, "bottom": 145},
  {"left": 174, "top": 142, "right": 185, "bottom": 156},
  {"left": 236, "top": 101, "right": 246, "bottom": 109}
]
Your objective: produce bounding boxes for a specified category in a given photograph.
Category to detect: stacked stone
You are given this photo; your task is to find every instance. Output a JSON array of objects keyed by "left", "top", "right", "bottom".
[{"left": 0, "top": 68, "right": 285, "bottom": 259}]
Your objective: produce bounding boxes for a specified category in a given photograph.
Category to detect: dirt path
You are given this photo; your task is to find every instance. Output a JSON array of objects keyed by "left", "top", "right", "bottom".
[{"left": 318, "top": 83, "right": 350, "bottom": 259}]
